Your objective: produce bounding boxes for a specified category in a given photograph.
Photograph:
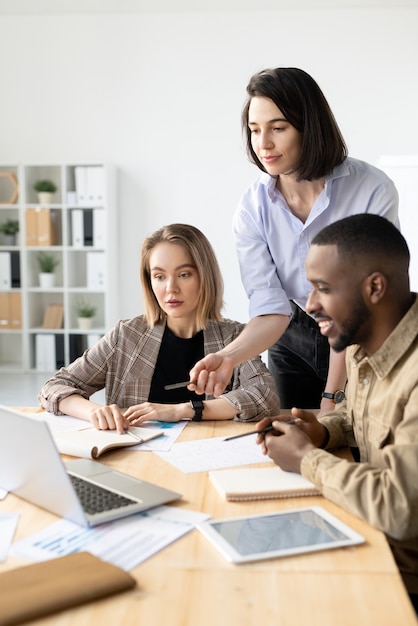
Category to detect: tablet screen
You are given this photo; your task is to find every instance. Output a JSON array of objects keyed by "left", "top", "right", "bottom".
[{"left": 198, "top": 506, "right": 365, "bottom": 563}]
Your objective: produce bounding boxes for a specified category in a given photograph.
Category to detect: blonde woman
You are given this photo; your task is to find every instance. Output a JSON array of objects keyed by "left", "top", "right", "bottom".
[{"left": 39, "top": 224, "right": 280, "bottom": 434}]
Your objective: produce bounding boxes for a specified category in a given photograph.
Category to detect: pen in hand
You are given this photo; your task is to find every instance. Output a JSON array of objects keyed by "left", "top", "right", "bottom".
[
  {"left": 224, "top": 420, "right": 298, "bottom": 441},
  {"left": 164, "top": 380, "right": 197, "bottom": 390}
]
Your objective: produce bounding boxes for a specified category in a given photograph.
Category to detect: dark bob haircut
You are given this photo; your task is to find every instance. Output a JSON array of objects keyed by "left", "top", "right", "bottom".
[{"left": 242, "top": 67, "right": 348, "bottom": 181}]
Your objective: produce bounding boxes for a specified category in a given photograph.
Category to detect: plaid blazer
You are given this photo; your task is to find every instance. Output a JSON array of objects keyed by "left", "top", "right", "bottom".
[{"left": 39, "top": 316, "right": 280, "bottom": 422}]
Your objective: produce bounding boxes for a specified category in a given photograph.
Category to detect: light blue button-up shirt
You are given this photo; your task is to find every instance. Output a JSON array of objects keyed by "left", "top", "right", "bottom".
[{"left": 233, "top": 157, "right": 399, "bottom": 319}]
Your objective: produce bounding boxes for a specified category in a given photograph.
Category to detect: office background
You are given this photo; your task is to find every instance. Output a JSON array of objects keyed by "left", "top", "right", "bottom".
[{"left": 0, "top": 0, "right": 417, "bottom": 327}]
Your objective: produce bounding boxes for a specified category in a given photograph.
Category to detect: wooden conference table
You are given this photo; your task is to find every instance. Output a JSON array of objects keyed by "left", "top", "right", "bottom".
[{"left": 1, "top": 411, "right": 417, "bottom": 626}]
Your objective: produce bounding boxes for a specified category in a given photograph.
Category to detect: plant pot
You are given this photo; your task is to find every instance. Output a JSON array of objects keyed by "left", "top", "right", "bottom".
[
  {"left": 37, "top": 192, "right": 53, "bottom": 205},
  {"left": 2, "top": 234, "right": 16, "bottom": 246},
  {"left": 77, "top": 317, "right": 93, "bottom": 330},
  {"left": 39, "top": 272, "right": 56, "bottom": 288}
]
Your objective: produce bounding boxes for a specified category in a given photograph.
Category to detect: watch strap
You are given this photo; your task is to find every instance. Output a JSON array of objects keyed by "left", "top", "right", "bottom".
[
  {"left": 190, "top": 399, "right": 204, "bottom": 421},
  {"left": 322, "top": 390, "right": 346, "bottom": 403}
]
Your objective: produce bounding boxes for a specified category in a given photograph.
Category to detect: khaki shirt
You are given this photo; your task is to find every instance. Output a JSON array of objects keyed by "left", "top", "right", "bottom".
[
  {"left": 39, "top": 316, "right": 280, "bottom": 422},
  {"left": 301, "top": 295, "right": 418, "bottom": 594}
]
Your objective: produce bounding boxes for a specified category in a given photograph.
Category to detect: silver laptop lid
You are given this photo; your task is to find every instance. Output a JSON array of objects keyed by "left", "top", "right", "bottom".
[
  {"left": 0, "top": 405, "right": 87, "bottom": 526},
  {"left": 0, "top": 406, "right": 181, "bottom": 527}
]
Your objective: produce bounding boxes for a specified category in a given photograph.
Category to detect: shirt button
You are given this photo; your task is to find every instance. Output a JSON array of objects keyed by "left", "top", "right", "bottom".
[{"left": 362, "top": 378, "right": 369, "bottom": 385}]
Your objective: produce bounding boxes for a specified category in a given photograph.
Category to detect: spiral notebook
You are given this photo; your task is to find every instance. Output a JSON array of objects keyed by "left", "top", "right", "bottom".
[{"left": 209, "top": 466, "right": 320, "bottom": 501}]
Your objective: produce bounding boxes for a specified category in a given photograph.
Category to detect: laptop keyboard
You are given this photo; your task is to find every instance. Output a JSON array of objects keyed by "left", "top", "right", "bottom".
[{"left": 68, "top": 474, "right": 137, "bottom": 515}]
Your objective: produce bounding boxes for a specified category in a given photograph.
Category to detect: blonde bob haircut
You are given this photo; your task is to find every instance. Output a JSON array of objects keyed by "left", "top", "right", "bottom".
[{"left": 140, "top": 223, "right": 224, "bottom": 329}]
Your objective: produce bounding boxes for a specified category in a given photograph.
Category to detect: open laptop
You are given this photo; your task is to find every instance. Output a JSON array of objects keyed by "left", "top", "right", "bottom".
[{"left": 0, "top": 405, "right": 181, "bottom": 527}]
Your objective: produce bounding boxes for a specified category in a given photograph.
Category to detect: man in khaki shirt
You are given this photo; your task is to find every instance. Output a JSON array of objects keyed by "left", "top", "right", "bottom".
[{"left": 256, "top": 214, "right": 418, "bottom": 613}]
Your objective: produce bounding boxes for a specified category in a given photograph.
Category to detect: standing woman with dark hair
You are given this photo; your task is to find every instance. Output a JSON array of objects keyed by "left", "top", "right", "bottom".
[
  {"left": 190, "top": 67, "right": 399, "bottom": 413},
  {"left": 39, "top": 224, "right": 280, "bottom": 433}
]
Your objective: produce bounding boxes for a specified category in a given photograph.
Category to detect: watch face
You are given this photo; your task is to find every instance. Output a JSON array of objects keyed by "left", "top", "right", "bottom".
[{"left": 334, "top": 390, "right": 346, "bottom": 403}]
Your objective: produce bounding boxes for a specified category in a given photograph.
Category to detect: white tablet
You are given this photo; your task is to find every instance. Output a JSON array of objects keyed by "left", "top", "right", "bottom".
[{"left": 197, "top": 506, "right": 365, "bottom": 563}]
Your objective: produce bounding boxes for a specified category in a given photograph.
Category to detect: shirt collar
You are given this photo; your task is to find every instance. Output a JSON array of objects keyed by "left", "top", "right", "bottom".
[
  {"left": 325, "top": 159, "right": 350, "bottom": 184},
  {"left": 352, "top": 294, "right": 418, "bottom": 379}
]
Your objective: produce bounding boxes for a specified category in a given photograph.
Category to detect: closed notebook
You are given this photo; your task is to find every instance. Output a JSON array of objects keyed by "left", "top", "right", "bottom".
[
  {"left": 209, "top": 466, "right": 320, "bottom": 501},
  {"left": 0, "top": 551, "right": 136, "bottom": 626}
]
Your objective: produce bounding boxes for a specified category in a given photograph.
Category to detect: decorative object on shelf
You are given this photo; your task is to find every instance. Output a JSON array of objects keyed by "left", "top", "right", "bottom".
[
  {"left": 75, "top": 298, "right": 97, "bottom": 330},
  {"left": 42, "top": 303, "right": 64, "bottom": 329},
  {"left": 37, "top": 251, "right": 60, "bottom": 288},
  {"left": 0, "top": 218, "right": 19, "bottom": 245},
  {"left": 34, "top": 179, "right": 57, "bottom": 205},
  {"left": 0, "top": 171, "right": 18, "bottom": 205}
]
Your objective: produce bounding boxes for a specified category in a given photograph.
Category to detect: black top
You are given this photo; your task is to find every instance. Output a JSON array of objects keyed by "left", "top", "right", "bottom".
[{"left": 148, "top": 325, "right": 204, "bottom": 403}]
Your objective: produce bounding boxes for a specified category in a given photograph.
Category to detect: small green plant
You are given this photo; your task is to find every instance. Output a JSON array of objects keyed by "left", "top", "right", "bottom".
[
  {"left": 34, "top": 179, "right": 57, "bottom": 193},
  {"left": 37, "top": 251, "right": 60, "bottom": 273},
  {"left": 75, "top": 298, "right": 96, "bottom": 318},
  {"left": 0, "top": 218, "right": 19, "bottom": 235}
]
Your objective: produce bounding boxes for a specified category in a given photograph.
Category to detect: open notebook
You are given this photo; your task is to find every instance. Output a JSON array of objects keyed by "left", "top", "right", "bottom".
[{"left": 209, "top": 465, "right": 320, "bottom": 501}]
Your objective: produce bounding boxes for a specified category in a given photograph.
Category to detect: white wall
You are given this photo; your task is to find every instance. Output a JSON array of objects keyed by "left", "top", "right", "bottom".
[{"left": 1, "top": 8, "right": 417, "bottom": 324}]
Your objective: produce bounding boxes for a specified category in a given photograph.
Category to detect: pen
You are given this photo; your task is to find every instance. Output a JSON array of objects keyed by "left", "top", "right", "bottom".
[
  {"left": 224, "top": 420, "right": 298, "bottom": 441},
  {"left": 164, "top": 380, "right": 197, "bottom": 390},
  {"left": 123, "top": 429, "right": 144, "bottom": 443}
]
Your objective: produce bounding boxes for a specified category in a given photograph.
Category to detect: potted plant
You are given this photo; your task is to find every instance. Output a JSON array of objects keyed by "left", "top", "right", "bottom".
[
  {"left": 75, "top": 298, "right": 97, "bottom": 330},
  {"left": 37, "top": 251, "right": 60, "bottom": 288},
  {"left": 34, "top": 179, "right": 57, "bottom": 205},
  {"left": 0, "top": 218, "right": 19, "bottom": 245}
]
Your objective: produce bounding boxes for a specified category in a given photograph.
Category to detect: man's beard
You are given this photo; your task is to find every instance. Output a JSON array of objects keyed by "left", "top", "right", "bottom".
[{"left": 332, "top": 295, "right": 370, "bottom": 352}]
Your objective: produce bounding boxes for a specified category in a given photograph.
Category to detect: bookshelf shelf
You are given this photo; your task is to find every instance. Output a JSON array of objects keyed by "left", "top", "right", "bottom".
[{"left": 0, "top": 163, "right": 117, "bottom": 373}]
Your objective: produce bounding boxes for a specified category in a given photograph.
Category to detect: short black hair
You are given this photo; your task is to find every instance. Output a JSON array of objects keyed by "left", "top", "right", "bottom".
[
  {"left": 312, "top": 214, "right": 410, "bottom": 269},
  {"left": 242, "top": 67, "right": 347, "bottom": 181}
]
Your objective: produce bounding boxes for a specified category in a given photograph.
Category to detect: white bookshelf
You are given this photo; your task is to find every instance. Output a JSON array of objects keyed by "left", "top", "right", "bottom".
[{"left": 0, "top": 163, "right": 118, "bottom": 372}]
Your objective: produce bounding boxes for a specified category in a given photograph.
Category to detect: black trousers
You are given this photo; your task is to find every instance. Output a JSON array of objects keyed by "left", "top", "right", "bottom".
[
  {"left": 409, "top": 593, "right": 418, "bottom": 616},
  {"left": 268, "top": 301, "right": 330, "bottom": 409}
]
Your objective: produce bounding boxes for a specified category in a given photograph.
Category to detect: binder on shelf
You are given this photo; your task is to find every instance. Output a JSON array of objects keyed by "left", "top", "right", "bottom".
[
  {"left": 75, "top": 166, "right": 105, "bottom": 206},
  {"left": 87, "top": 251, "right": 105, "bottom": 289},
  {"left": 25, "top": 208, "right": 38, "bottom": 246},
  {"left": 25, "top": 208, "right": 57, "bottom": 246},
  {"left": 10, "top": 251, "right": 20, "bottom": 288},
  {"left": 75, "top": 166, "right": 88, "bottom": 204},
  {"left": 87, "top": 166, "right": 105, "bottom": 204},
  {"left": 0, "top": 292, "right": 21, "bottom": 329},
  {"left": 37, "top": 208, "right": 57, "bottom": 246},
  {"left": 71, "top": 209, "right": 84, "bottom": 247},
  {"left": 0, "top": 292, "right": 10, "bottom": 328},
  {"left": 0, "top": 251, "right": 11, "bottom": 290},
  {"left": 55, "top": 334, "right": 65, "bottom": 369},
  {"left": 69, "top": 334, "right": 85, "bottom": 362},
  {"left": 35, "top": 334, "right": 56, "bottom": 371},
  {"left": 9, "top": 292, "right": 22, "bottom": 329},
  {"left": 83, "top": 209, "right": 93, "bottom": 246},
  {"left": 93, "top": 208, "right": 106, "bottom": 247}
]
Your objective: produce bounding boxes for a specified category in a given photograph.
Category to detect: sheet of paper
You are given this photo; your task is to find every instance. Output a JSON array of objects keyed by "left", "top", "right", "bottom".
[
  {"left": 9, "top": 505, "right": 209, "bottom": 571},
  {"left": 126, "top": 420, "right": 188, "bottom": 451},
  {"left": 0, "top": 513, "right": 19, "bottom": 561},
  {"left": 20, "top": 411, "right": 92, "bottom": 431},
  {"left": 156, "top": 434, "right": 266, "bottom": 473}
]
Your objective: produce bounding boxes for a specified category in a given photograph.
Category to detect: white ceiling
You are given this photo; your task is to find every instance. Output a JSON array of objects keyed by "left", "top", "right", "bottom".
[{"left": 0, "top": 0, "right": 417, "bottom": 14}]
